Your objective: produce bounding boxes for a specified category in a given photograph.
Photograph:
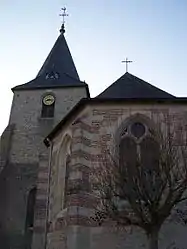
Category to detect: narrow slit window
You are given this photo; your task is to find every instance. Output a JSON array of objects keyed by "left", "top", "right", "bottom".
[
  {"left": 25, "top": 187, "right": 37, "bottom": 230},
  {"left": 24, "top": 187, "right": 37, "bottom": 248}
]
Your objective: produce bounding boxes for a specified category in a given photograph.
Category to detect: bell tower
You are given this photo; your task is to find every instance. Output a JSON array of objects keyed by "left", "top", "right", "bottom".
[{"left": 0, "top": 17, "right": 89, "bottom": 249}]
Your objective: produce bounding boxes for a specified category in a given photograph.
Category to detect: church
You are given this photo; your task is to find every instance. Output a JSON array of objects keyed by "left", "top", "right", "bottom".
[{"left": 0, "top": 20, "right": 187, "bottom": 249}]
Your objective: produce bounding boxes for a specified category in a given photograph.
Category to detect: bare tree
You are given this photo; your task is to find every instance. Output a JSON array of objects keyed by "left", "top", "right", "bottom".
[{"left": 91, "top": 124, "right": 187, "bottom": 249}]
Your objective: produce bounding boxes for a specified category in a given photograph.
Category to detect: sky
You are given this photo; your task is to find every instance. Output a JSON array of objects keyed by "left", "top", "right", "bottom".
[{"left": 0, "top": 0, "right": 187, "bottom": 135}]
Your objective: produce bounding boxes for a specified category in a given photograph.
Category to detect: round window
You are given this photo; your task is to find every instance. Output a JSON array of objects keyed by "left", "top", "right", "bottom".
[{"left": 131, "top": 122, "right": 146, "bottom": 139}]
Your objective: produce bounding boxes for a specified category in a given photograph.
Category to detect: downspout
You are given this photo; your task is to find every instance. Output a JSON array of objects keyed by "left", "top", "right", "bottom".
[{"left": 44, "top": 138, "right": 53, "bottom": 249}]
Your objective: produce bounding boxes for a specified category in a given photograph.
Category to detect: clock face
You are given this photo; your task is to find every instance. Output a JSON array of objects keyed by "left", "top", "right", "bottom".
[{"left": 43, "top": 95, "right": 55, "bottom": 105}]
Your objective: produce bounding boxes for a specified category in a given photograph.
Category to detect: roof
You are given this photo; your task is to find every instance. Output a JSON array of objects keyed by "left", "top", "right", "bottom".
[
  {"left": 12, "top": 74, "right": 89, "bottom": 91},
  {"left": 12, "top": 30, "right": 88, "bottom": 91},
  {"left": 97, "top": 72, "right": 175, "bottom": 99},
  {"left": 44, "top": 97, "right": 187, "bottom": 146}
]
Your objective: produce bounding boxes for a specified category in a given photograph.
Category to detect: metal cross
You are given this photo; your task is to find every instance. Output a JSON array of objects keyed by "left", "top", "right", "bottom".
[
  {"left": 59, "top": 7, "right": 69, "bottom": 25},
  {"left": 122, "top": 58, "right": 133, "bottom": 73}
]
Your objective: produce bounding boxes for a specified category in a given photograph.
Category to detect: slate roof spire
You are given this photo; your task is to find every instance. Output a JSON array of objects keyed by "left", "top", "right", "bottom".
[
  {"left": 36, "top": 28, "right": 79, "bottom": 81},
  {"left": 12, "top": 21, "right": 87, "bottom": 91}
]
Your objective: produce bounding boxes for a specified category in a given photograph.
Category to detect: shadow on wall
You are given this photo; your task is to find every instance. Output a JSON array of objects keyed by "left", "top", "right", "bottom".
[
  {"left": 0, "top": 224, "right": 9, "bottom": 249},
  {"left": 0, "top": 123, "right": 15, "bottom": 172}
]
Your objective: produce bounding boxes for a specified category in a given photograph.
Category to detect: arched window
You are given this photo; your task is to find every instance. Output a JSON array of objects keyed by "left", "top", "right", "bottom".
[
  {"left": 24, "top": 187, "right": 37, "bottom": 248},
  {"left": 119, "top": 118, "right": 159, "bottom": 198}
]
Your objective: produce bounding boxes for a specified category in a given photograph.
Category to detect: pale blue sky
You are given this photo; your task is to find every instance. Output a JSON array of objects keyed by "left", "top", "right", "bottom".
[{"left": 0, "top": 1, "right": 187, "bottom": 134}]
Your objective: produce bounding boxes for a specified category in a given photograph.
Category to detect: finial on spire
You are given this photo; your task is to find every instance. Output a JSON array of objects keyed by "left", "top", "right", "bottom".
[{"left": 59, "top": 7, "right": 69, "bottom": 33}]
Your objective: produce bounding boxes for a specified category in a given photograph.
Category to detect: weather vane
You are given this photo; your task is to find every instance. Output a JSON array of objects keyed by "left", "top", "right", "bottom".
[
  {"left": 122, "top": 58, "right": 133, "bottom": 73},
  {"left": 59, "top": 7, "right": 69, "bottom": 33}
]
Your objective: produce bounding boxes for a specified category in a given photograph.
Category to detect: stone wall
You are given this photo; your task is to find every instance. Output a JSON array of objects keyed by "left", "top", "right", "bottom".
[
  {"left": 0, "top": 85, "right": 87, "bottom": 249},
  {"left": 0, "top": 124, "right": 15, "bottom": 173},
  {"left": 0, "top": 162, "right": 38, "bottom": 249},
  {"left": 9, "top": 87, "right": 87, "bottom": 163},
  {"left": 47, "top": 102, "right": 187, "bottom": 249}
]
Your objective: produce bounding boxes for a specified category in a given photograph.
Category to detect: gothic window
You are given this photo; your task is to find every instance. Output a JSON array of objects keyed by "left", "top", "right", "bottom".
[
  {"left": 119, "top": 119, "right": 159, "bottom": 197},
  {"left": 41, "top": 94, "right": 55, "bottom": 118}
]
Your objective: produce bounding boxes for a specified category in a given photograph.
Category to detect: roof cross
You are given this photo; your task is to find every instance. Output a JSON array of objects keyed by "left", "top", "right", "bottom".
[{"left": 122, "top": 58, "right": 133, "bottom": 73}]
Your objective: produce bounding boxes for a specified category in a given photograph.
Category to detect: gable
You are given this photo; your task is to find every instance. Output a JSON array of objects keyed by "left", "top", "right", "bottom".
[{"left": 97, "top": 73, "right": 175, "bottom": 99}]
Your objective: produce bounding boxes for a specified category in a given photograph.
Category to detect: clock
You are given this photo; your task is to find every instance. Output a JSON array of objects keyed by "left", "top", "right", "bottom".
[{"left": 43, "top": 94, "right": 55, "bottom": 106}]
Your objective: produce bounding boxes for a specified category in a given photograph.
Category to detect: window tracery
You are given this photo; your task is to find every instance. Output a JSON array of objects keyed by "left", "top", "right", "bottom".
[{"left": 119, "top": 117, "right": 159, "bottom": 196}]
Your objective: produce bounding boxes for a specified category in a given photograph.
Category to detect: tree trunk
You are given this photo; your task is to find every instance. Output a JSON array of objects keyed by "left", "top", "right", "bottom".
[{"left": 148, "top": 228, "right": 159, "bottom": 249}]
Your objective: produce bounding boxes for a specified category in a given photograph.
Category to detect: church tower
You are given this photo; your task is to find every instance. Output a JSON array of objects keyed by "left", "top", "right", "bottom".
[{"left": 0, "top": 22, "right": 89, "bottom": 249}]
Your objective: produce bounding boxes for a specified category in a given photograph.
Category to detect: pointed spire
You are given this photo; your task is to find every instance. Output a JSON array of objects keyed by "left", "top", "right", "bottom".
[
  {"left": 36, "top": 31, "right": 80, "bottom": 80},
  {"left": 12, "top": 12, "right": 88, "bottom": 91},
  {"left": 35, "top": 7, "right": 76, "bottom": 80}
]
